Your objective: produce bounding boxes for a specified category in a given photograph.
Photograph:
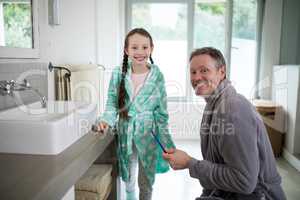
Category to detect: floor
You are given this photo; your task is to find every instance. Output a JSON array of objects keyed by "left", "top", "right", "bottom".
[
  {"left": 119, "top": 139, "right": 300, "bottom": 200},
  {"left": 276, "top": 157, "right": 300, "bottom": 200}
]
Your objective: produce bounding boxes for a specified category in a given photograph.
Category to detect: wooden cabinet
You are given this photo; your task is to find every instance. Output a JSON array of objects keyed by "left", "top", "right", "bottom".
[{"left": 272, "top": 65, "right": 300, "bottom": 155}]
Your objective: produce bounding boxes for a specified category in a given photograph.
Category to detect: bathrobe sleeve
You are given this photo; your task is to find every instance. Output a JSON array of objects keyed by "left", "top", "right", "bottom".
[
  {"left": 154, "top": 73, "right": 175, "bottom": 149},
  {"left": 99, "top": 68, "right": 120, "bottom": 127},
  {"left": 188, "top": 100, "right": 259, "bottom": 194}
]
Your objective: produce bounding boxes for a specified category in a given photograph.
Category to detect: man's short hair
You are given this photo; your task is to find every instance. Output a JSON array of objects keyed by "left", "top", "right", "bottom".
[{"left": 189, "top": 47, "right": 226, "bottom": 69}]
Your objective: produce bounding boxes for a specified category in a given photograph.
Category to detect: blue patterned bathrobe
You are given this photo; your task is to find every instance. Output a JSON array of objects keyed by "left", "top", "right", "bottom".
[{"left": 100, "top": 63, "right": 175, "bottom": 185}]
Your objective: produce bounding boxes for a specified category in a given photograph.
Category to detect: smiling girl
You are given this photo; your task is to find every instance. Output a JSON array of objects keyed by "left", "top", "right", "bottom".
[{"left": 97, "top": 28, "right": 175, "bottom": 200}]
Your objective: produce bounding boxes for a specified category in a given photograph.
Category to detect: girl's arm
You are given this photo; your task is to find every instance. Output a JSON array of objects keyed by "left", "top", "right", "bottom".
[
  {"left": 154, "top": 73, "right": 175, "bottom": 149},
  {"left": 98, "top": 68, "right": 120, "bottom": 127}
]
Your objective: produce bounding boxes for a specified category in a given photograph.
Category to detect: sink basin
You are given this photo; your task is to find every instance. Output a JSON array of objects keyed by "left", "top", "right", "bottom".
[{"left": 0, "top": 101, "right": 97, "bottom": 155}]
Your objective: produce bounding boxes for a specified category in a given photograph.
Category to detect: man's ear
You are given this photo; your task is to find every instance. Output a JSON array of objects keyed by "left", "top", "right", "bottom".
[{"left": 220, "top": 65, "right": 226, "bottom": 79}]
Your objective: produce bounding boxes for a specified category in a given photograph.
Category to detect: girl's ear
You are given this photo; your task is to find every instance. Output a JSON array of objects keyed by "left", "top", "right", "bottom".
[
  {"left": 150, "top": 46, "right": 154, "bottom": 54},
  {"left": 124, "top": 48, "right": 129, "bottom": 55}
]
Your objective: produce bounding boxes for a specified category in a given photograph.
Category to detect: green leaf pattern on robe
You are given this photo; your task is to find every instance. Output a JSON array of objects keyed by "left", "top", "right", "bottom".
[{"left": 100, "top": 63, "right": 175, "bottom": 185}]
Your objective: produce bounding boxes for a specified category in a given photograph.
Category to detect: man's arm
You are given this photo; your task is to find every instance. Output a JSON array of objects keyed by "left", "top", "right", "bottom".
[
  {"left": 188, "top": 104, "right": 260, "bottom": 194},
  {"left": 163, "top": 148, "right": 192, "bottom": 170}
]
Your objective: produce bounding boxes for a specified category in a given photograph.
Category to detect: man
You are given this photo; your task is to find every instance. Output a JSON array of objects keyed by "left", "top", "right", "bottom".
[{"left": 163, "top": 47, "right": 286, "bottom": 200}]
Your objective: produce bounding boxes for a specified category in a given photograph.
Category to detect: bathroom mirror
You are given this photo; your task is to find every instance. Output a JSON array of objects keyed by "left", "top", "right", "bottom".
[{"left": 0, "top": 0, "right": 39, "bottom": 58}]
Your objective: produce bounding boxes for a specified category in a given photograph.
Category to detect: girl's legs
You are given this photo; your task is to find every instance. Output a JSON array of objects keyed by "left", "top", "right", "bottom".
[
  {"left": 125, "top": 145, "right": 138, "bottom": 200},
  {"left": 138, "top": 159, "right": 153, "bottom": 200},
  {"left": 125, "top": 143, "right": 153, "bottom": 200}
]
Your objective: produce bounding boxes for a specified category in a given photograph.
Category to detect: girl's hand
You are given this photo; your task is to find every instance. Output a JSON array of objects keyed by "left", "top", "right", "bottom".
[
  {"left": 94, "top": 121, "right": 109, "bottom": 134},
  {"left": 99, "top": 121, "right": 109, "bottom": 131}
]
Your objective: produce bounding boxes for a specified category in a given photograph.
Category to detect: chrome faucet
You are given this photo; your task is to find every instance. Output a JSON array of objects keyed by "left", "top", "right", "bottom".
[
  {"left": 0, "top": 80, "right": 15, "bottom": 95},
  {"left": 0, "top": 79, "right": 47, "bottom": 108}
]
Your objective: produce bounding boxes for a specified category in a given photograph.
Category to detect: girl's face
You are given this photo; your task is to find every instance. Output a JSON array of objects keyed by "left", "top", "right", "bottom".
[{"left": 125, "top": 33, "right": 153, "bottom": 66}]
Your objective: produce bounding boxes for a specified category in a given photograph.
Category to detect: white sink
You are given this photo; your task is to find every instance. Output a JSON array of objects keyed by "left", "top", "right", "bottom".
[{"left": 0, "top": 101, "right": 97, "bottom": 155}]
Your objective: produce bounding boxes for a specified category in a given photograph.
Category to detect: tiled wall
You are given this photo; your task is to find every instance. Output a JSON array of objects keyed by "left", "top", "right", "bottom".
[{"left": 0, "top": 62, "right": 48, "bottom": 111}]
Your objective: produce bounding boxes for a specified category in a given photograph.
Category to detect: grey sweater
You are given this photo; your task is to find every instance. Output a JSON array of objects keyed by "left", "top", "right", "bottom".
[{"left": 188, "top": 79, "right": 286, "bottom": 200}]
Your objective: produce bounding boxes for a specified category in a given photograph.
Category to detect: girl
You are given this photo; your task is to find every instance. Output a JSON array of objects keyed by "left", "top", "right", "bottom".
[{"left": 97, "top": 28, "right": 175, "bottom": 200}]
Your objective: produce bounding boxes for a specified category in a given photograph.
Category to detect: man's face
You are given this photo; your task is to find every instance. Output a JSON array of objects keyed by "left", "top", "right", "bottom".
[{"left": 190, "top": 54, "right": 226, "bottom": 96}]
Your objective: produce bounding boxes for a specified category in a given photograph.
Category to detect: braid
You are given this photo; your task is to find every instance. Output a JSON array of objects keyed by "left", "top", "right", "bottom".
[
  {"left": 118, "top": 52, "right": 129, "bottom": 119},
  {"left": 150, "top": 54, "right": 154, "bottom": 64}
]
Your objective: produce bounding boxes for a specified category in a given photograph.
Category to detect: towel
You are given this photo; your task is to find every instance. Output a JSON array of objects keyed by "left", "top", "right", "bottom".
[
  {"left": 75, "top": 183, "right": 112, "bottom": 200},
  {"left": 75, "top": 164, "right": 112, "bottom": 194}
]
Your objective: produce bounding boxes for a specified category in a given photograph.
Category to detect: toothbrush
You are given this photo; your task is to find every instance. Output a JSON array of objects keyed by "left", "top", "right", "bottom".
[{"left": 151, "top": 131, "right": 167, "bottom": 153}]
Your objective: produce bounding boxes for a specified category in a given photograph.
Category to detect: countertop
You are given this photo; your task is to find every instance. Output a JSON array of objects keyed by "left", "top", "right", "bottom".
[{"left": 0, "top": 131, "right": 115, "bottom": 200}]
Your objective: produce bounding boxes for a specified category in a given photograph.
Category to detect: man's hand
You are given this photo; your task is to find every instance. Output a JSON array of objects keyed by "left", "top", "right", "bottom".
[{"left": 162, "top": 148, "right": 192, "bottom": 170}]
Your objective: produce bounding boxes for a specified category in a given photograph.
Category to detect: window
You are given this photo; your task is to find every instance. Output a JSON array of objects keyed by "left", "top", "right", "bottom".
[
  {"left": 192, "top": 0, "right": 228, "bottom": 99},
  {"left": 230, "top": 0, "right": 258, "bottom": 98},
  {"left": 127, "top": 0, "right": 261, "bottom": 100},
  {"left": 129, "top": 2, "right": 188, "bottom": 99},
  {"left": 0, "top": 0, "right": 33, "bottom": 48},
  {"left": 194, "top": 0, "right": 226, "bottom": 53},
  {"left": 0, "top": 0, "right": 39, "bottom": 58}
]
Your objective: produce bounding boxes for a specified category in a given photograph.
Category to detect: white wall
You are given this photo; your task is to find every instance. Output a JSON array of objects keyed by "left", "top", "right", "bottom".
[
  {"left": 0, "top": 0, "right": 126, "bottom": 113},
  {"left": 38, "top": 0, "right": 97, "bottom": 64},
  {"left": 95, "top": 0, "right": 125, "bottom": 113},
  {"left": 37, "top": 0, "right": 124, "bottom": 103},
  {"left": 96, "top": 0, "right": 125, "bottom": 69},
  {"left": 0, "top": 0, "right": 124, "bottom": 66},
  {"left": 258, "top": 0, "right": 283, "bottom": 100}
]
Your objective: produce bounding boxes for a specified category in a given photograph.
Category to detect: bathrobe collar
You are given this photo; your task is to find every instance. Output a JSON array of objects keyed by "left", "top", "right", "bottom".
[
  {"left": 124, "top": 62, "right": 157, "bottom": 102},
  {"left": 204, "top": 79, "right": 231, "bottom": 105}
]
